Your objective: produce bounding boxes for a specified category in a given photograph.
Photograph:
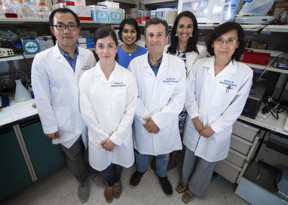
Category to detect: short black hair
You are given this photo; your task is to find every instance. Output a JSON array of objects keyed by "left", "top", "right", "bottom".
[
  {"left": 49, "top": 8, "right": 80, "bottom": 27},
  {"left": 118, "top": 18, "right": 141, "bottom": 42},
  {"left": 144, "top": 17, "right": 168, "bottom": 37},
  {"left": 206, "top": 22, "right": 245, "bottom": 61},
  {"left": 94, "top": 27, "right": 118, "bottom": 61},
  {"left": 167, "top": 11, "right": 199, "bottom": 55}
]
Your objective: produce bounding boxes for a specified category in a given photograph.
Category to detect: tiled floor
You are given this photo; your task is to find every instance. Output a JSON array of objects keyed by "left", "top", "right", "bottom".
[{"left": 1, "top": 165, "right": 249, "bottom": 205}]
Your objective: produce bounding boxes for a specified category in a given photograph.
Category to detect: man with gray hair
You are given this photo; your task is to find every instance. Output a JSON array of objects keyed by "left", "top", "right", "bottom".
[{"left": 128, "top": 18, "right": 186, "bottom": 196}]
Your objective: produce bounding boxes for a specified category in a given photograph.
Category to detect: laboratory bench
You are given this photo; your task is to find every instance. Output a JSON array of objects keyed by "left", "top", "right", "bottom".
[{"left": 0, "top": 98, "right": 66, "bottom": 200}]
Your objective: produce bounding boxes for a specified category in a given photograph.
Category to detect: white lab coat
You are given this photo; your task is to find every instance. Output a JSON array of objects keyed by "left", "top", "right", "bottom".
[
  {"left": 183, "top": 57, "right": 253, "bottom": 162},
  {"left": 128, "top": 52, "right": 186, "bottom": 156},
  {"left": 165, "top": 44, "right": 207, "bottom": 75},
  {"left": 31, "top": 44, "right": 96, "bottom": 148},
  {"left": 79, "top": 62, "right": 137, "bottom": 171}
]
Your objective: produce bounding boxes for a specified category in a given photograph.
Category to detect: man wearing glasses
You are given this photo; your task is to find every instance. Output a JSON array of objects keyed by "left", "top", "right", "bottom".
[{"left": 32, "top": 8, "right": 99, "bottom": 203}]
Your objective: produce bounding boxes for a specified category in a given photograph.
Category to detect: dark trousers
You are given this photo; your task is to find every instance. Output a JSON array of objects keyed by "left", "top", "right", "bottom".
[
  {"left": 100, "top": 163, "right": 123, "bottom": 187},
  {"left": 60, "top": 137, "right": 87, "bottom": 182}
]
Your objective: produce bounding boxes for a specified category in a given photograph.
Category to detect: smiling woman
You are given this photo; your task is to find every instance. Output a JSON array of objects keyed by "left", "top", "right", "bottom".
[
  {"left": 117, "top": 18, "right": 147, "bottom": 68},
  {"left": 178, "top": 22, "right": 253, "bottom": 203}
]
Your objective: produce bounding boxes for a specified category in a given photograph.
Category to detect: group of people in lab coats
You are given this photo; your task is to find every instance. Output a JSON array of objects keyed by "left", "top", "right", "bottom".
[{"left": 31, "top": 7, "right": 252, "bottom": 204}]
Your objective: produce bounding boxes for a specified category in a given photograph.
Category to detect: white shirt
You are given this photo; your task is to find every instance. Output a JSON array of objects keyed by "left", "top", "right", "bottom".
[
  {"left": 31, "top": 44, "right": 96, "bottom": 148},
  {"left": 79, "top": 62, "right": 137, "bottom": 171},
  {"left": 183, "top": 57, "right": 253, "bottom": 162},
  {"left": 129, "top": 52, "right": 186, "bottom": 155}
]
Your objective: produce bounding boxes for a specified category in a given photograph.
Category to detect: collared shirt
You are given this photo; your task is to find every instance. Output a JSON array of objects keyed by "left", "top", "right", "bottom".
[
  {"left": 148, "top": 55, "right": 162, "bottom": 76},
  {"left": 59, "top": 46, "right": 79, "bottom": 72}
]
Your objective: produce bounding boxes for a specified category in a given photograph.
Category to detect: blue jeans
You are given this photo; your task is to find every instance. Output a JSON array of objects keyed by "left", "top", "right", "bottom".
[
  {"left": 135, "top": 151, "right": 169, "bottom": 177},
  {"left": 100, "top": 163, "right": 123, "bottom": 187}
]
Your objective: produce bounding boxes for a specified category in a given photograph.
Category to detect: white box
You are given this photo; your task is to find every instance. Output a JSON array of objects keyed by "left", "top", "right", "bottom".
[
  {"left": 97, "top": 1, "right": 119, "bottom": 8},
  {"left": 108, "top": 8, "right": 124, "bottom": 23},
  {"left": 90, "top": 5, "right": 108, "bottom": 22},
  {"left": 66, "top": 6, "right": 92, "bottom": 21},
  {"left": 74, "top": 0, "right": 86, "bottom": 6}
]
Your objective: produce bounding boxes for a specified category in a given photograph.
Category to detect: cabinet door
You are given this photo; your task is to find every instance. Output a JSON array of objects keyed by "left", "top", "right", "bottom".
[
  {"left": 0, "top": 126, "right": 32, "bottom": 200},
  {"left": 20, "top": 117, "right": 66, "bottom": 180}
]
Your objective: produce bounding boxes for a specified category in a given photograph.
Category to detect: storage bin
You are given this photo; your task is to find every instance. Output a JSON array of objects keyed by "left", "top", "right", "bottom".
[
  {"left": 226, "top": 148, "right": 246, "bottom": 167},
  {"left": 230, "top": 134, "right": 252, "bottom": 156},
  {"left": 241, "top": 51, "right": 271, "bottom": 65},
  {"left": 214, "top": 160, "right": 241, "bottom": 183},
  {"left": 233, "top": 121, "right": 259, "bottom": 142}
]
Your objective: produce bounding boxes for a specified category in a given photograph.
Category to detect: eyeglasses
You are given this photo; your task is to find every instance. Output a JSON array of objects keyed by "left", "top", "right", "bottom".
[
  {"left": 53, "top": 24, "right": 79, "bottom": 31},
  {"left": 214, "top": 38, "right": 238, "bottom": 46}
]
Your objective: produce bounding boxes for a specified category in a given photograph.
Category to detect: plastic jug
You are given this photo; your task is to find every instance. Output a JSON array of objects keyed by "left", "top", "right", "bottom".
[
  {"left": 36, "top": 0, "right": 49, "bottom": 19},
  {"left": 14, "top": 78, "right": 31, "bottom": 102},
  {"left": 2, "top": 0, "right": 18, "bottom": 18},
  {"left": 221, "top": 0, "right": 239, "bottom": 23},
  {"left": 239, "top": 0, "right": 275, "bottom": 16},
  {"left": 0, "top": 0, "right": 5, "bottom": 18},
  {"left": 23, "top": 0, "right": 36, "bottom": 18}
]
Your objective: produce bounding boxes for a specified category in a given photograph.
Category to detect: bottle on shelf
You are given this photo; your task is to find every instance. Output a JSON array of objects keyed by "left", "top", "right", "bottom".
[
  {"left": 0, "top": 0, "right": 4, "bottom": 18},
  {"left": 22, "top": 0, "right": 36, "bottom": 18},
  {"left": 12, "top": 0, "right": 24, "bottom": 18},
  {"left": 36, "top": 0, "right": 49, "bottom": 19},
  {"left": 2, "top": 0, "right": 18, "bottom": 18}
]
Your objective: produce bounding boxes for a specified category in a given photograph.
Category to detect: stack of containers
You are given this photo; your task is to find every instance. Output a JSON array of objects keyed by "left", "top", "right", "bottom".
[
  {"left": 90, "top": 1, "right": 124, "bottom": 23},
  {"left": 52, "top": 0, "right": 91, "bottom": 21},
  {"left": 90, "top": 5, "right": 108, "bottom": 22},
  {"left": 126, "top": 8, "right": 150, "bottom": 25},
  {"left": 78, "top": 37, "right": 94, "bottom": 49}
]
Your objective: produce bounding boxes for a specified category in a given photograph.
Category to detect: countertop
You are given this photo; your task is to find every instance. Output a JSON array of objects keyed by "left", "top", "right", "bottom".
[{"left": 0, "top": 98, "right": 37, "bottom": 126}]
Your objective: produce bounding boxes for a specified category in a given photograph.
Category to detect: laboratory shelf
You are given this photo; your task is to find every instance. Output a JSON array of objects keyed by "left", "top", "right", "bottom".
[
  {"left": 198, "top": 23, "right": 288, "bottom": 33},
  {"left": 0, "top": 18, "right": 119, "bottom": 25},
  {"left": 246, "top": 63, "right": 288, "bottom": 74},
  {"left": 0, "top": 54, "right": 34, "bottom": 62}
]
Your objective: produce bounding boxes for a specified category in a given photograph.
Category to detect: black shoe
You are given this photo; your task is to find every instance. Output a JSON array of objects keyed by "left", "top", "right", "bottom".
[
  {"left": 129, "top": 170, "right": 145, "bottom": 188},
  {"left": 158, "top": 176, "right": 173, "bottom": 196}
]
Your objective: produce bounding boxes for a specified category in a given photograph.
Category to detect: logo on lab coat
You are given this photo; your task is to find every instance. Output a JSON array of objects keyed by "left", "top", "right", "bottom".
[
  {"left": 82, "top": 65, "right": 91, "bottom": 70},
  {"left": 111, "top": 82, "right": 126, "bottom": 87},
  {"left": 163, "top": 77, "right": 177, "bottom": 83},
  {"left": 220, "top": 80, "right": 237, "bottom": 93}
]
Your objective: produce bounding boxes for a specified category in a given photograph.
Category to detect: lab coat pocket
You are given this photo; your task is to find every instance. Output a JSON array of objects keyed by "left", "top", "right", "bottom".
[
  {"left": 53, "top": 106, "right": 72, "bottom": 131},
  {"left": 212, "top": 84, "right": 237, "bottom": 108},
  {"left": 113, "top": 87, "right": 126, "bottom": 113}
]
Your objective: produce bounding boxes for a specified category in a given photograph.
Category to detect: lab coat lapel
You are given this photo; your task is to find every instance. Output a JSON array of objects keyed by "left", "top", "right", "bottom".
[
  {"left": 53, "top": 44, "right": 76, "bottom": 75},
  {"left": 156, "top": 52, "right": 168, "bottom": 77},
  {"left": 142, "top": 53, "right": 156, "bottom": 76}
]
